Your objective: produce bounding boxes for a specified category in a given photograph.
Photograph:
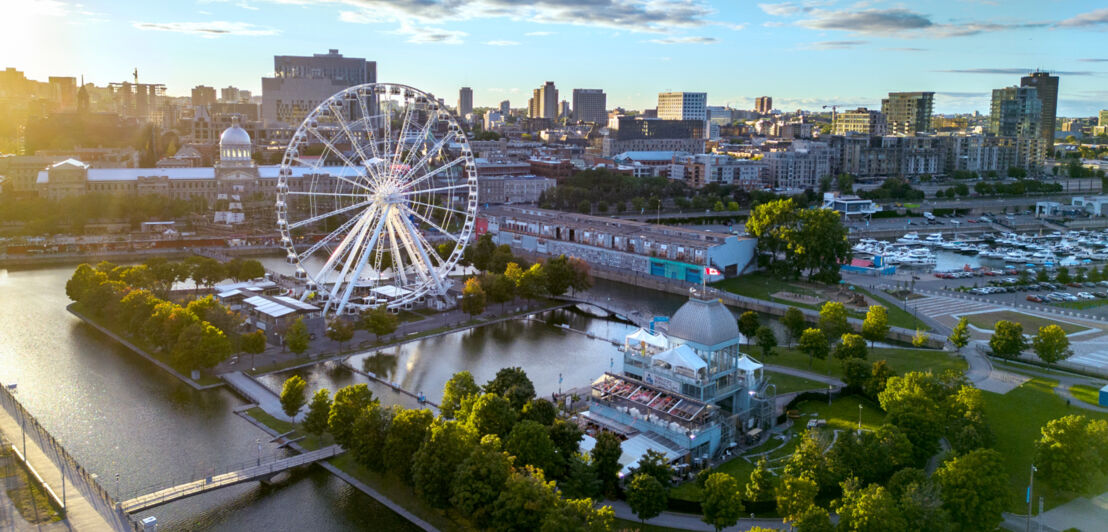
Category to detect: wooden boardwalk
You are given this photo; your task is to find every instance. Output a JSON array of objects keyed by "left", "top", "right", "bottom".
[{"left": 120, "top": 445, "right": 343, "bottom": 514}]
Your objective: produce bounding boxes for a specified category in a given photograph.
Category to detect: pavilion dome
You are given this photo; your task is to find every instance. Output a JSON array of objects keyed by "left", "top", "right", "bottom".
[
  {"left": 219, "top": 116, "right": 252, "bottom": 163},
  {"left": 666, "top": 296, "right": 740, "bottom": 348}
]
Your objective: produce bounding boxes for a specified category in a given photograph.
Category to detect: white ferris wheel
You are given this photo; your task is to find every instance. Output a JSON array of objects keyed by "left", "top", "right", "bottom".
[{"left": 275, "top": 83, "right": 478, "bottom": 316}]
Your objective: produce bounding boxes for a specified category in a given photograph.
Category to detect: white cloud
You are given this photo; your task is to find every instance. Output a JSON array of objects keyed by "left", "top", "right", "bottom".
[
  {"left": 485, "top": 40, "right": 520, "bottom": 46},
  {"left": 393, "top": 23, "right": 467, "bottom": 44},
  {"left": 1056, "top": 8, "right": 1108, "bottom": 28},
  {"left": 524, "top": 31, "right": 554, "bottom": 36},
  {"left": 131, "top": 20, "right": 279, "bottom": 37},
  {"left": 647, "top": 36, "right": 717, "bottom": 44},
  {"left": 26, "top": 0, "right": 73, "bottom": 16}
]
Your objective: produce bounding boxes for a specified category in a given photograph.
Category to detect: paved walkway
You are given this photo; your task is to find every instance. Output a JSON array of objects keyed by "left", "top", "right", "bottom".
[
  {"left": 222, "top": 371, "right": 301, "bottom": 422},
  {"left": 605, "top": 499, "right": 786, "bottom": 531},
  {"left": 0, "top": 407, "right": 117, "bottom": 531},
  {"left": 763, "top": 364, "right": 844, "bottom": 386}
]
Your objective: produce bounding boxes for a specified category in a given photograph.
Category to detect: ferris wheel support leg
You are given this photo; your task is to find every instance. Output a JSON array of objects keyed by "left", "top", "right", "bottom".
[
  {"left": 398, "top": 212, "right": 451, "bottom": 300},
  {"left": 334, "top": 206, "right": 391, "bottom": 317}
]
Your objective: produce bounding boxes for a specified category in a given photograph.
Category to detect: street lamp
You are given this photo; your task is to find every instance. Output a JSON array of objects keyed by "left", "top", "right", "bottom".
[
  {"left": 828, "top": 385, "right": 832, "bottom": 405},
  {"left": 857, "top": 404, "right": 863, "bottom": 434},
  {"left": 1026, "top": 464, "right": 1037, "bottom": 532},
  {"left": 256, "top": 439, "right": 262, "bottom": 467}
]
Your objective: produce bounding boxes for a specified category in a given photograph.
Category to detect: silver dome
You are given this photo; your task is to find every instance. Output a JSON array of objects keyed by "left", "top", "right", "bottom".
[{"left": 666, "top": 297, "right": 739, "bottom": 348}]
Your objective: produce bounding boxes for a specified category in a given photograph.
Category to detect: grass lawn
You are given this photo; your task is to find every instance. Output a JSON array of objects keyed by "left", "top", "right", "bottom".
[
  {"left": 1053, "top": 299, "right": 1108, "bottom": 310},
  {"left": 962, "top": 310, "right": 1089, "bottom": 335},
  {"left": 849, "top": 286, "right": 931, "bottom": 332},
  {"left": 791, "top": 395, "right": 885, "bottom": 432},
  {"left": 765, "top": 372, "right": 831, "bottom": 394},
  {"left": 1070, "top": 384, "right": 1104, "bottom": 407},
  {"left": 0, "top": 448, "right": 63, "bottom": 524},
  {"left": 765, "top": 347, "right": 966, "bottom": 380},
  {"left": 712, "top": 272, "right": 820, "bottom": 309},
  {"left": 982, "top": 377, "right": 1108, "bottom": 513}
]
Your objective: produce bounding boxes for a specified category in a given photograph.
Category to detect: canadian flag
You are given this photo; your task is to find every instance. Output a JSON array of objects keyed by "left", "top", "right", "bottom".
[{"left": 704, "top": 267, "right": 721, "bottom": 276}]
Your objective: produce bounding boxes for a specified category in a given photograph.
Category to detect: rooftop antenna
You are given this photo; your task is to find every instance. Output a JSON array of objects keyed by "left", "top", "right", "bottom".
[{"left": 133, "top": 68, "right": 138, "bottom": 84}]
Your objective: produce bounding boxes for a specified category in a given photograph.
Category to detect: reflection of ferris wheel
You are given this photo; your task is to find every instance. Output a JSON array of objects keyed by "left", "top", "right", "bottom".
[{"left": 276, "top": 83, "right": 478, "bottom": 316}]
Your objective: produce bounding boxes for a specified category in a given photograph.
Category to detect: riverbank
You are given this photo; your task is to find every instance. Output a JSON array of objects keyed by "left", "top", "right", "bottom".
[{"left": 0, "top": 245, "right": 280, "bottom": 269}]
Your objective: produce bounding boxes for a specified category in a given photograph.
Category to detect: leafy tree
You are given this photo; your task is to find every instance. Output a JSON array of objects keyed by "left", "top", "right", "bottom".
[
  {"left": 745, "top": 198, "right": 799, "bottom": 276},
  {"left": 755, "top": 325, "right": 777, "bottom": 358},
  {"left": 358, "top": 305, "right": 398, "bottom": 340},
  {"left": 241, "top": 329, "right": 267, "bottom": 368},
  {"left": 412, "top": 419, "right": 478, "bottom": 507},
  {"left": 1035, "top": 415, "right": 1108, "bottom": 493},
  {"left": 237, "top": 259, "right": 265, "bottom": 281},
  {"left": 989, "top": 320, "right": 1027, "bottom": 360},
  {"left": 818, "top": 302, "right": 849, "bottom": 344},
  {"left": 878, "top": 371, "right": 963, "bottom": 464},
  {"left": 745, "top": 457, "right": 777, "bottom": 502},
  {"left": 549, "top": 419, "right": 584, "bottom": 476},
  {"left": 492, "top": 465, "right": 560, "bottom": 531},
  {"left": 522, "top": 398, "right": 557, "bottom": 426},
  {"left": 631, "top": 449, "right": 674, "bottom": 489},
  {"left": 350, "top": 403, "right": 396, "bottom": 472},
  {"left": 505, "top": 420, "right": 558, "bottom": 475},
  {"left": 517, "top": 263, "right": 549, "bottom": 300},
  {"left": 780, "top": 307, "right": 806, "bottom": 346},
  {"left": 1032, "top": 324, "right": 1072, "bottom": 364},
  {"left": 540, "top": 498, "right": 614, "bottom": 532},
  {"left": 284, "top": 317, "right": 310, "bottom": 356},
  {"left": 861, "top": 306, "right": 889, "bottom": 348},
  {"left": 864, "top": 360, "right": 896, "bottom": 399},
  {"left": 466, "top": 233, "right": 497, "bottom": 271},
  {"left": 701, "top": 473, "right": 744, "bottom": 532},
  {"left": 325, "top": 318, "right": 354, "bottom": 353},
  {"left": 1056, "top": 267, "right": 1071, "bottom": 284},
  {"left": 912, "top": 328, "right": 928, "bottom": 348},
  {"left": 384, "top": 408, "right": 435, "bottom": 482},
  {"left": 793, "top": 207, "right": 853, "bottom": 283},
  {"left": 484, "top": 367, "right": 536, "bottom": 411},
  {"left": 783, "top": 431, "right": 831, "bottom": 489},
  {"left": 792, "top": 505, "right": 834, "bottom": 532},
  {"left": 483, "top": 272, "right": 516, "bottom": 311},
  {"left": 65, "top": 264, "right": 104, "bottom": 301},
  {"left": 442, "top": 371, "right": 480, "bottom": 420},
  {"left": 452, "top": 435, "right": 514, "bottom": 527},
  {"left": 171, "top": 322, "right": 206, "bottom": 370},
  {"left": 935, "top": 448, "right": 1009, "bottom": 532},
  {"left": 543, "top": 255, "right": 576, "bottom": 296},
  {"left": 833, "top": 478, "right": 907, "bottom": 532},
  {"left": 466, "top": 393, "right": 517, "bottom": 439},
  {"left": 279, "top": 375, "right": 307, "bottom": 418},
  {"left": 560, "top": 454, "right": 601, "bottom": 500},
  {"left": 775, "top": 474, "right": 819, "bottom": 524},
  {"left": 948, "top": 317, "right": 971, "bottom": 350},
  {"left": 835, "top": 333, "right": 868, "bottom": 362},
  {"left": 592, "top": 431, "right": 623, "bottom": 497},
  {"left": 461, "top": 277, "right": 487, "bottom": 316},
  {"left": 303, "top": 388, "right": 331, "bottom": 436},
  {"left": 626, "top": 473, "right": 667, "bottom": 524},
  {"left": 738, "top": 311, "right": 760, "bottom": 345},
  {"left": 798, "top": 328, "right": 830, "bottom": 367},
  {"left": 841, "top": 358, "right": 872, "bottom": 391},
  {"left": 328, "top": 384, "right": 375, "bottom": 447}
]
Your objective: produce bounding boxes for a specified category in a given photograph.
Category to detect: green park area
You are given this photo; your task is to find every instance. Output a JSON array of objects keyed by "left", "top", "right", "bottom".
[
  {"left": 982, "top": 377, "right": 1108, "bottom": 513},
  {"left": 963, "top": 310, "right": 1089, "bottom": 335},
  {"left": 1069, "top": 384, "right": 1104, "bottom": 407},
  {"left": 762, "top": 346, "right": 966, "bottom": 380}
]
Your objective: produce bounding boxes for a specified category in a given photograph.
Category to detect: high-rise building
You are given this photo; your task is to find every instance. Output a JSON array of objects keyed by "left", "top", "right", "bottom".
[
  {"left": 571, "top": 89, "right": 607, "bottom": 123},
  {"left": 1021, "top": 71, "right": 1059, "bottom": 149},
  {"left": 881, "top": 92, "right": 934, "bottom": 135},
  {"left": 989, "top": 86, "right": 1042, "bottom": 138},
  {"left": 832, "top": 108, "right": 887, "bottom": 136},
  {"left": 657, "top": 92, "right": 707, "bottom": 121},
  {"left": 755, "top": 96, "right": 773, "bottom": 114},
  {"left": 261, "top": 49, "right": 376, "bottom": 125},
  {"left": 560, "top": 100, "right": 570, "bottom": 119},
  {"left": 528, "top": 81, "right": 558, "bottom": 119},
  {"left": 500, "top": 100, "right": 511, "bottom": 116},
  {"left": 48, "top": 76, "right": 77, "bottom": 110},
  {"left": 458, "top": 87, "right": 473, "bottom": 117},
  {"left": 221, "top": 86, "right": 241, "bottom": 103},
  {"left": 191, "top": 85, "right": 217, "bottom": 107},
  {"left": 1099, "top": 110, "right": 1108, "bottom": 127}
]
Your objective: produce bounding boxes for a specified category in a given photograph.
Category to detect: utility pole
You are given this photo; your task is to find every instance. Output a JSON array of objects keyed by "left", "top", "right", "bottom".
[{"left": 1026, "top": 464, "right": 1036, "bottom": 532}]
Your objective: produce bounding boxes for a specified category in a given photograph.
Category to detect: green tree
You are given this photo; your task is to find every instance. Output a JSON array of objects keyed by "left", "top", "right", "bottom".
[
  {"left": 989, "top": 320, "right": 1027, "bottom": 360},
  {"left": 1032, "top": 324, "right": 1072, "bottom": 364},
  {"left": 505, "top": 420, "right": 557, "bottom": 475},
  {"left": 441, "top": 371, "right": 480, "bottom": 420},
  {"left": 358, "top": 305, "right": 398, "bottom": 340},
  {"left": 1056, "top": 266, "right": 1071, "bottom": 284},
  {"left": 745, "top": 457, "right": 777, "bottom": 502},
  {"left": 1035, "top": 415, "right": 1108, "bottom": 493},
  {"left": 842, "top": 358, "right": 872, "bottom": 391},
  {"left": 947, "top": 317, "right": 971, "bottom": 350},
  {"left": 492, "top": 465, "right": 560, "bottom": 531},
  {"left": 833, "top": 478, "right": 907, "bottom": 532},
  {"left": 384, "top": 408, "right": 435, "bottom": 482},
  {"left": 543, "top": 255, "right": 576, "bottom": 297},
  {"left": 775, "top": 474, "right": 819, "bottom": 524},
  {"left": 861, "top": 305, "right": 889, "bottom": 348},
  {"left": 912, "top": 328, "right": 928, "bottom": 348},
  {"left": 284, "top": 317, "right": 310, "bottom": 356},
  {"left": 540, "top": 498, "right": 614, "bottom": 532},
  {"left": 631, "top": 449, "right": 674, "bottom": 489},
  {"left": 935, "top": 448, "right": 1009, "bottom": 532},
  {"left": 798, "top": 328, "right": 830, "bottom": 367},
  {"left": 755, "top": 325, "right": 777, "bottom": 358},
  {"left": 745, "top": 198, "right": 799, "bottom": 277},
  {"left": 792, "top": 207, "right": 853, "bottom": 283},
  {"left": 780, "top": 306, "right": 806, "bottom": 346},
  {"left": 834, "top": 333, "right": 868, "bottom": 362},
  {"left": 303, "top": 388, "right": 331, "bottom": 436},
  {"left": 517, "top": 263, "right": 549, "bottom": 300},
  {"left": 783, "top": 431, "right": 831, "bottom": 489},
  {"left": 738, "top": 311, "right": 760, "bottom": 346},
  {"left": 793, "top": 505, "right": 834, "bottom": 532},
  {"left": 279, "top": 375, "right": 307, "bottom": 418},
  {"left": 592, "top": 431, "right": 623, "bottom": 497},
  {"left": 818, "top": 302, "right": 849, "bottom": 344},
  {"left": 452, "top": 435, "right": 514, "bottom": 528},
  {"left": 484, "top": 367, "right": 536, "bottom": 411},
  {"left": 412, "top": 419, "right": 478, "bottom": 507},
  {"left": 864, "top": 360, "right": 896, "bottom": 399},
  {"left": 241, "top": 329, "right": 267, "bottom": 369},
  {"left": 466, "top": 393, "right": 517, "bottom": 439},
  {"left": 626, "top": 474, "right": 667, "bottom": 524},
  {"left": 560, "top": 454, "right": 601, "bottom": 500},
  {"left": 483, "top": 272, "right": 516, "bottom": 311},
  {"left": 238, "top": 259, "right": 265, "bottom": 280},
  {"left": 325, "top": 318, "right": 354, "bottom": 353},
  {"left": 461, "top": 276, "right": 487, "bottom": 316},
  {"left": 328, "top": 384, "right": 375, "bottom": 447},
  {"left": 701, "top": 473, "right": 744, "bottom": 532},
  {"left": 522, "top": 398, "right": 557, "bottom": 426}
]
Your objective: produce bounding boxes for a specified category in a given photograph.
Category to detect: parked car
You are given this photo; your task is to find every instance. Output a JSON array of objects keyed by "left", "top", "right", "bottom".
[
  {"left": 1026, "top": 295, "right": 1043, "bottom": 302},
  {"left": 1078, "top": 292, "right": 1096, "bottom": 300},
  {"left": 1093, "top": 292, "right": 1108, "bottom": 299}
]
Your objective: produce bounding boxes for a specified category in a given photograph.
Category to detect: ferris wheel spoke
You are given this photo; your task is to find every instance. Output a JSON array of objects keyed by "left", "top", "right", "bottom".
[
  {"left": 327, "top": 101, "right": 373, "bottom": 164},
  {"left": 409, "top": 200, "right": 468, "bottom": 218},
  {"left": 400, "top": 182, "right": 470, "bottom": 197},
  {"left": 332, "top": 205, "right": 391, "bottom": 315},
  {"left": 400, "top": 130, "right": 458, "bottom": 183},
  {"left": 398, "top": 157, "right": 465, "bottom": 193},
  {"left": 384, "top": 215, "right": 410, "bottom": 287},
  {"left": 298, "top": 214, "right": 364, "bottom": 259},
  {"left": 403, "top": 204, "right": 460, "bottom": 242},
  {"left": 390, "top": 211, "right": 434, "bottom": 285},
  {"left": 397, "top": 114, "right": 436, "bottom": 171},
  {"left": 305, "top": 125, "right": 363, "bottom": 178},
  {"left": 289, "top": 198, "right": 374, "bottom": 230},
  {"left": 316, "top": 208, "right": 375, "bottom": 291},
  {"left": 287, "top": 191, "right": 370, "bottom": 199},
  {"left": 398, "top": 210, "right": 448, "bottom": 292}
]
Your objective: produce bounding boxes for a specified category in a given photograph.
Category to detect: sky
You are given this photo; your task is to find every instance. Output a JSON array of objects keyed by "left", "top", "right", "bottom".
[{"left": 5, "top": 0, "right": 1108, "bottom": 116}]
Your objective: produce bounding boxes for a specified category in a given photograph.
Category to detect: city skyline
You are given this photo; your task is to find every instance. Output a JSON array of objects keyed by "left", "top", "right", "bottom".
[{"left": 7, "top": 0, "right": 1108, "bottom": 115}]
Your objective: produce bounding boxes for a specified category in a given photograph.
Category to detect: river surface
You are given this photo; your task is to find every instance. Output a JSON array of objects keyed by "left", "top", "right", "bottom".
[{"left": 0, "top": 263, "right": 692, "bottom": 530}]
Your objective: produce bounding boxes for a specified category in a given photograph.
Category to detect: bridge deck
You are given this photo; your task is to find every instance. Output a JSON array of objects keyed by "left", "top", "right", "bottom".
[{"left": 120, "top": 445, "right": 343, "bottom": 513}]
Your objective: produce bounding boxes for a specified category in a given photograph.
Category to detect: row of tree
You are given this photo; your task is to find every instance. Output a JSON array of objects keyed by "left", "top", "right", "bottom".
[
  {"left": 745, "top": 199, "right": 852, "bottom": 284},
  {"left": 984, "top": 318, "right": 1073, "bottom": 364},
  {"left": 0, "top": 193, "right": 210, "bottom": 236},
  {"left": 66, "top": 262, "right": 263, "bottom": 371}
]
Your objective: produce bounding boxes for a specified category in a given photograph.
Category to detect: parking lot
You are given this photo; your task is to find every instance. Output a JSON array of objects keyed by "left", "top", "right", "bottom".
[{"left": 904, "top": 268, "right": 1108, "bottom": 318}]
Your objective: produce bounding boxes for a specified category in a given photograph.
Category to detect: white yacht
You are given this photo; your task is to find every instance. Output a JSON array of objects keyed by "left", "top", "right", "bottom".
[
  {"left": 897, "top": 232, "right": 921, "bottom": 244},
  {"left": 923, "top": 233, "right": 944, "bottom": 246}
]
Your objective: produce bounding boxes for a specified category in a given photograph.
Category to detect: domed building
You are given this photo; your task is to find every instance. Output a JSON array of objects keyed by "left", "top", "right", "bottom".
[
  {"left": 583, "top": 289, "right": 773, "bottom": 467},
  {"left": 218, "top": 116, "right": 253, "bottom": 167}
]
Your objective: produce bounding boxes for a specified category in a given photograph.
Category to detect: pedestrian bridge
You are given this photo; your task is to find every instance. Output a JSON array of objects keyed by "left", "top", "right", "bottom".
[{"left": 119, "top": 445, "right": 344, "bottom": 514}]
